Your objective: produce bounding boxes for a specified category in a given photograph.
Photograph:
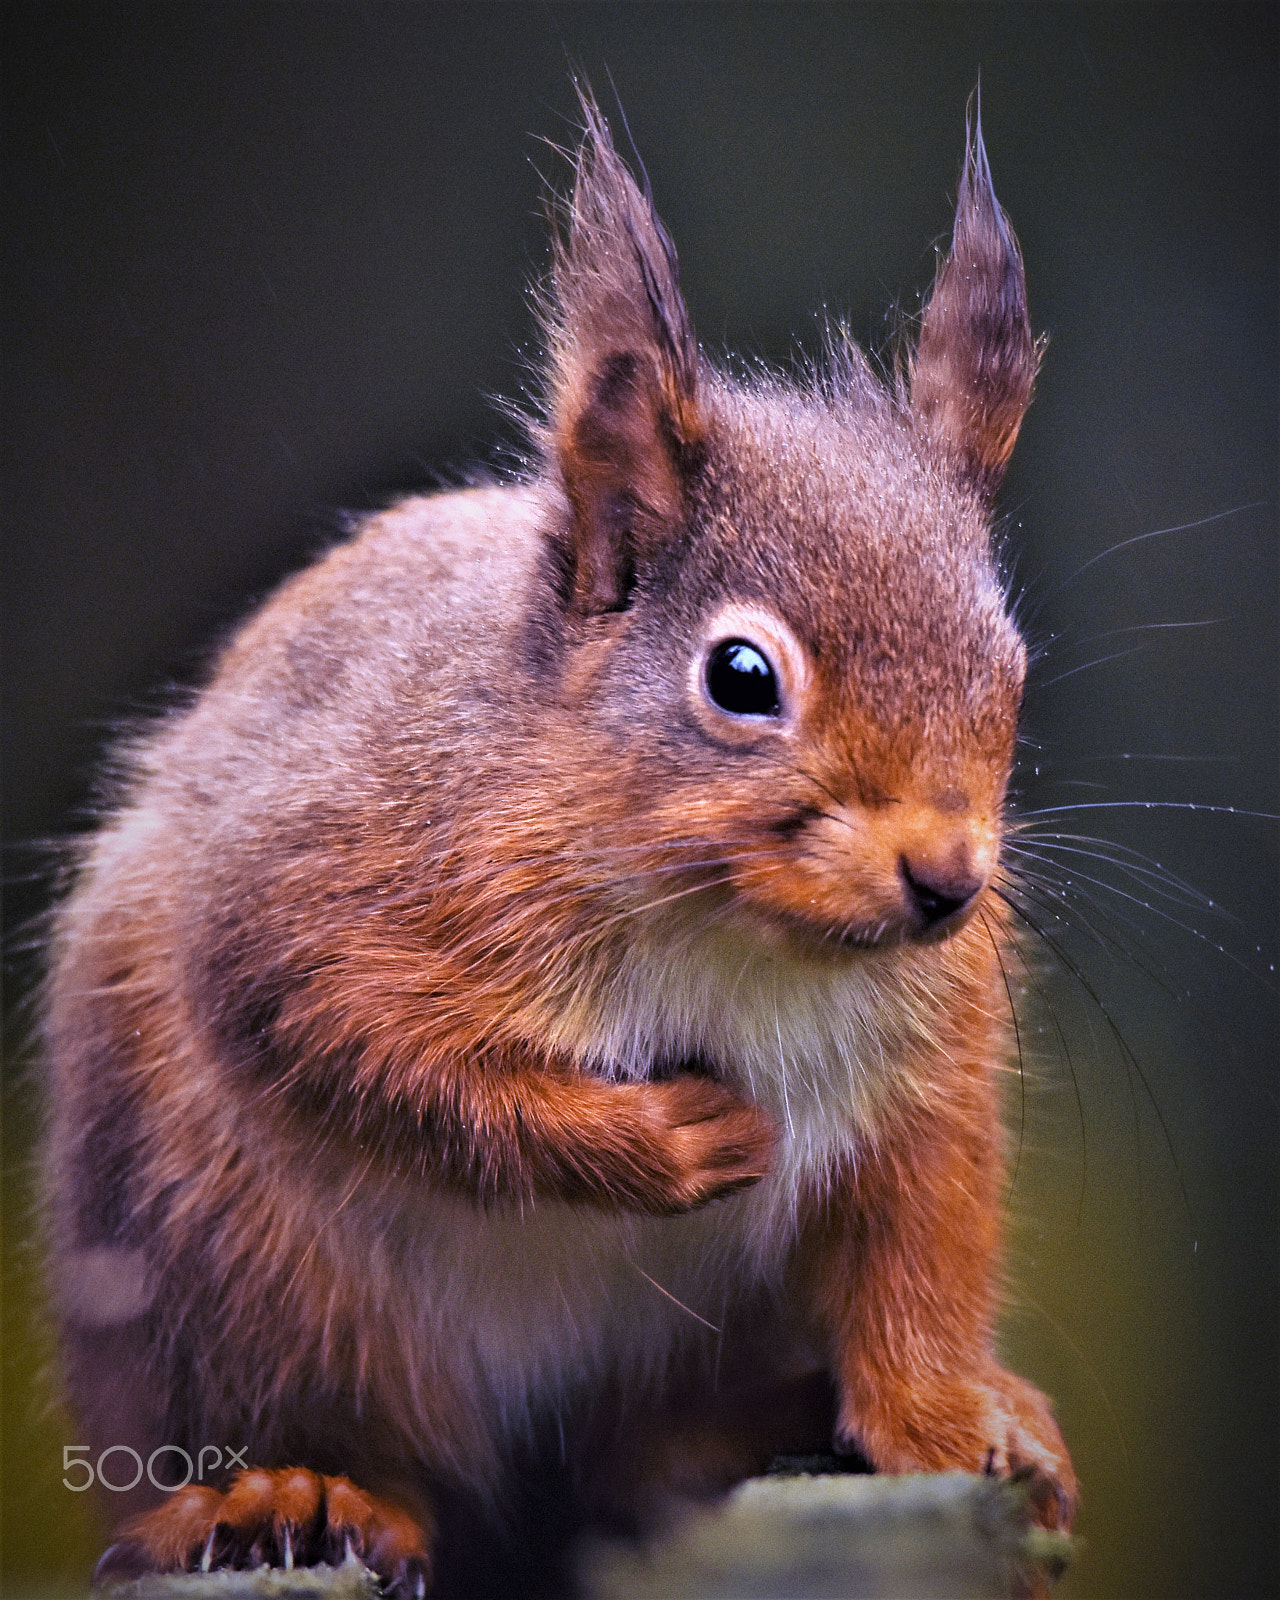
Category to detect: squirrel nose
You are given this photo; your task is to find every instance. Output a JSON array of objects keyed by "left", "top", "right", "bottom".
[{"left": 899, "top": 854, "right": 985, "bottom": 930}]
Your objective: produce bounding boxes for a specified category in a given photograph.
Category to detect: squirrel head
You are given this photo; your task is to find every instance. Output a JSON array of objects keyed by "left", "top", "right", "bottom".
[{"left": 524, "top": 95, "right": 1037, "bottom": 957}]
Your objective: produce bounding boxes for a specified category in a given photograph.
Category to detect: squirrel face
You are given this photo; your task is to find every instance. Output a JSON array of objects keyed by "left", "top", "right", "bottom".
[{"left": 526, "top": 102, "right": 1035, "bottom": 968}]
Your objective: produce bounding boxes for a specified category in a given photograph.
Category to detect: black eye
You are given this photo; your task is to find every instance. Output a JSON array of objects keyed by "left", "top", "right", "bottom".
[{"left": 704, "top": 639, "right": 781, "bottom": 717}]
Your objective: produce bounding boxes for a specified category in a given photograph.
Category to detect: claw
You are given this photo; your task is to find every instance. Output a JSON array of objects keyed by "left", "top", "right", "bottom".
[
  {"left": 93, "top": 1542, "right": 153, "bottom": 1585},
  {"left": 94, "top": 1471, "right": 430, "bottom": 1586}
]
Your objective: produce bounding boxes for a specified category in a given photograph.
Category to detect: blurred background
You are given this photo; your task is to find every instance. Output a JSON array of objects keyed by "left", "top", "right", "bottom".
[{"left": 3, "top": 4, "right": 1275, "bottom": 1596}]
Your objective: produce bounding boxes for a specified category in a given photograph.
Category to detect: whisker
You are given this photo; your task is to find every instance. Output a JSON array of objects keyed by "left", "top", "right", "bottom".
[
  {"left": 582, "top": 853, "right": 793, "bottom": 933},
  {"left": 1011, "top": 1294, "right": 1131, "bottom": 1474},
  {"left": 1030, "top": 752, "right": 1238, "bottom": 766},
  {"left": 1010, "top": 824, "right": 1215, "bottom": 880},
  {"left": 998, "top": 869, "right": 1185, "bottom": 1003},
  {"left": 1002, "top": 914, "right": 1088, "bottom": 1228},
  {"left": 1018, "top": 802, "right": 1277, "bottom": 821},
  {"left": 791, "top": 765, "right": 850, "bottom": 816},
  {"left": 980, "top": 909, "right": 1026, "bottom": 1210},
  {"left": 1008, "top": 890, "right": 1131, "bottom": 1220},
  {"left": 1050, "top": 618, "right": 1224, "bottom": 647},
  {"left": 1008, "top": 824, "right": 1244, "bottom": 920},
  {"left": 991, "top": 884, "right": 1197, "bottom": 1238},
  {"left": 623, "top": 1259, "right": 721, "bottom": 1334},
  {"left": 1006, "top": 841, "right": 1217, "bottom": 916},
  {"left": 1050, "top": 502, "right": 1267, "bottom": 594},
  {"left": 774, "top": 998, "right": 795, "bottom": 1142},
  {"left": 1034, "top": 645, "right": 1147, "bottom": 688},
  {"left": 1005, "top": 845, "right": 1273, "bottom": 988},
  {"left": 1006, "top": 841, "right": 1227, "bottom": 923}
]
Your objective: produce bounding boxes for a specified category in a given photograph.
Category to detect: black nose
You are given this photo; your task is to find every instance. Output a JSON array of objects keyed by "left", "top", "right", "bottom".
[{"left": 900, "top": 857, "right": 984, "bottom": 930}]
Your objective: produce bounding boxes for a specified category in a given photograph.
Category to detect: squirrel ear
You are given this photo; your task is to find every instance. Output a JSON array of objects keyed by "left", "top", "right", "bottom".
[
  {"left": 544, "top": 94, "right": 703, "bottom": 615},
  {"left": 911, "top": 103, "right": 1040, "bottom": 498}
]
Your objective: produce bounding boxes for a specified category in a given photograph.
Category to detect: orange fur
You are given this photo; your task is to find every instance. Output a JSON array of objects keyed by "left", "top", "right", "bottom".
[{"left": 43, "top": 93, "right": 1073, "bottom": 1596}]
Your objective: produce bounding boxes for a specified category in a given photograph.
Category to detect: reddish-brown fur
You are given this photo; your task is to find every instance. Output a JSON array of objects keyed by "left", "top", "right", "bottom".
[{"left": 44, "top": 96, "right": 1074, "bottom": 1596}]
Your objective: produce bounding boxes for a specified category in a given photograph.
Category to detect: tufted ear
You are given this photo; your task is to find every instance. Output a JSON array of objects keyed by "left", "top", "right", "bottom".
[
  {"left": 911, "top": 105, "right": 1040, "bottom": 499},
  {"left": 543, "top": 95, "right": 703, "bottom": 615}
]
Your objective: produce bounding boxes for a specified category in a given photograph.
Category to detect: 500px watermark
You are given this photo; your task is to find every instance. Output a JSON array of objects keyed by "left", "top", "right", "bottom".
[{"left": 62, "top": 1444, "right": 247, "bottom": 1493}]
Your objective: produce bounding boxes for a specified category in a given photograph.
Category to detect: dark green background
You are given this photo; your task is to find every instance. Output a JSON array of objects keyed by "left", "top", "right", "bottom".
[{"left": 4, "top": 5, "right": 1276, "bottom": 1597}]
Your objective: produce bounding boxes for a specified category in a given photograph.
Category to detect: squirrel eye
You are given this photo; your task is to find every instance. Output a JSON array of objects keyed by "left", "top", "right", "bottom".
[{"left": 704, "top": 639, "right": 781, "bottom": 717}]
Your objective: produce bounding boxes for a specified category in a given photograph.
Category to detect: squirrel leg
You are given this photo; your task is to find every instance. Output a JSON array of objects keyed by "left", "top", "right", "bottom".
[
  {"left": 262, "top": 987, "right": 777, "bottom": 1212},
  {"left": 798, "top": 1089, "right": 1077, "bottom": 1532},
  {"left": 94, "top": 1468, "right": 433, "bottom": 1595}
]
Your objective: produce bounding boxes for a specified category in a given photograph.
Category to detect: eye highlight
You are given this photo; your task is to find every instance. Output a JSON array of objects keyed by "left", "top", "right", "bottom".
[{"left": 704, "top": 639, "right": 781, "bottom": 717}]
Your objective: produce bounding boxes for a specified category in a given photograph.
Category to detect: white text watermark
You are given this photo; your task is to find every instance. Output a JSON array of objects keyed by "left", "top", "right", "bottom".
[{"left": 62, "top": 1444, "right": 247, "bottom": 1492}]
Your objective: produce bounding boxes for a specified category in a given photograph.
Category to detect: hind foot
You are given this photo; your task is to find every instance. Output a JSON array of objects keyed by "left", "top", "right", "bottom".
[{"left": 94, "top": 1467, "right": 432, "bottom": 1596}]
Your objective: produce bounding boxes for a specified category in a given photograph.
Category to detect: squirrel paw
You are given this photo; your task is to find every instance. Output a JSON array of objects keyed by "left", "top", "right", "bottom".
[
  {"left": 94, "top": 1468, "right": 432, "bottom": 1595},
  {"left": 638, "top": 1075, "right": 776, "bottom": 1212},
  {"left": 838, "top": 1362, "right": 1077, "bottom": 1532}
]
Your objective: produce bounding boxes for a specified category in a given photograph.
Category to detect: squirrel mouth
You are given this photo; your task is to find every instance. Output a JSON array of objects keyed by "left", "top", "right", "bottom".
[{"left": 748, "top": 899, "right": 981, "bottom": 955}]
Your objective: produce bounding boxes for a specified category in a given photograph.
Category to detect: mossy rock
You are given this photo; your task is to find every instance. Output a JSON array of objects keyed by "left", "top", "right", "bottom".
[{"left": 584, "top": 1470, "right": 1071, "bottom": 1600}]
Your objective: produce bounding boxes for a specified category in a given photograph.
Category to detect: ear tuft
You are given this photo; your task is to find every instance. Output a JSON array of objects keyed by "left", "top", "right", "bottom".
[
  {"left": 543, "top": 90, "right": 702, "bottom": 615},
  {"left": 911, "top": 98, "right": 1040, "bottom": 498}
]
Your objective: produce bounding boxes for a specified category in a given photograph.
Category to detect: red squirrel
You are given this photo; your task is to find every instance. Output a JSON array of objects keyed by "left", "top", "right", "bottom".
[{"left": 44, "top": 95, "right": 1075, "bottom": 1596}]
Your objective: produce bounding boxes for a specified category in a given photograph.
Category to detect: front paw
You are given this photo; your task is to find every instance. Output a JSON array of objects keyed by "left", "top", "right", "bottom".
[
  {"left": 637, "top": 1075, "right": 776, "bottom": 1212},
  {"left": 94, "top": 1468, "right": 432, "bottom": 1595},
  {"left": 839, "top": 1363, "right": 1077, "bottom": 1531}
]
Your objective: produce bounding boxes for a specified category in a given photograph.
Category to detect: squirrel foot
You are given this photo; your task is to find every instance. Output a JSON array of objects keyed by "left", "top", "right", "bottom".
[
  {"left": 839, "top": 1361, "right": 1077, "bottom": 1532},
  {"left": 94, "top": 1467, "right": 432, "bottom": 1596}
]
